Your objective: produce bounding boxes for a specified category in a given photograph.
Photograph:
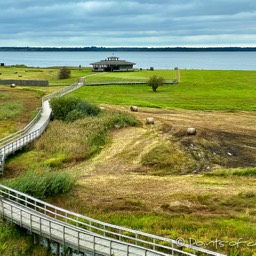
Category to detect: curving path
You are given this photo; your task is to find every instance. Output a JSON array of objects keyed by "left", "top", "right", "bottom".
[{"left": 0, "top": 77, "right": 226, "bottom": 256}]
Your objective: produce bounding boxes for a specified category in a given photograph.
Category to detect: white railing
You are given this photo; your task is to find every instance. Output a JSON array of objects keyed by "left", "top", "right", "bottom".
[
  {"left": 0, "top": 114, "right": 50, "bottom": 158},
  {"left": 0, "top": 154, "right": 4, "bottom": 176},
  {"left": 0, "top": 185, "right": 226, "bottom": 256},
  {"left": 0, "top": 108, "right": 42, "bottom": 147},
  {"left": 0, "top": 79, "right": 84, "bottom": 175}
]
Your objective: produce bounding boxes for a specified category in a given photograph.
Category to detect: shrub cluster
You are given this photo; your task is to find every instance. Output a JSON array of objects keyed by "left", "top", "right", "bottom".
[
  {"left": 50, "top": 97, "right": 101, "bottom": 122},
  {"left": 147, "top": 75, "right": 165, "bottom": 92},
  {"left": 4, "top": 170, "right": 76, "bottom": 199}
]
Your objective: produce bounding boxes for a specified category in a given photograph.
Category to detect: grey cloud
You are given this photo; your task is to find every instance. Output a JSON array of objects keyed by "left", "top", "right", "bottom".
[{"left": 0, "top": 0, "right": 256, "bottom": 46}]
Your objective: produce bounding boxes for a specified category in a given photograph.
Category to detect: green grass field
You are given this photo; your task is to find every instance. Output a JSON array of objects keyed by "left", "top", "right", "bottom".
[
  {"left": 0, "top": 65, "right": 92, "bottom": 86},
  {"left": 71, "top": 70, "right": 256, "bottom": 110}
]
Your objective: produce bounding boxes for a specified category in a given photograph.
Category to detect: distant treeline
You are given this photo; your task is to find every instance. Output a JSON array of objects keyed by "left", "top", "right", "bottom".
[{"left": 1, "top": 46, "right": 256, "bottom": 52}]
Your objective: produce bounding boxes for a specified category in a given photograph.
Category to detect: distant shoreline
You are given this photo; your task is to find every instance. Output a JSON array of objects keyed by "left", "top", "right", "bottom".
[{"left": 1, "top": 46, "right": 256, "bottom": 52}]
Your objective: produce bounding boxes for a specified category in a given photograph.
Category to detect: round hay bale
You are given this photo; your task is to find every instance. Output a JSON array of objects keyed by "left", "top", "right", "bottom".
[
  {"left": 10, "top": 83, "right": 16, "bottom": 88},
  {"left": 130, "top": 106, "right": 138, "bottom": 112},
  {"left": 146, "top": 117, "right": 154, "bottom": 124},
  {"left": 187, "top": 127, "right": 196, "bottom": 135}
]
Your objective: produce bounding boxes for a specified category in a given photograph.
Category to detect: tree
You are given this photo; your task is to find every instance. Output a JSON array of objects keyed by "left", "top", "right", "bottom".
[
  {"left": 58, "top": 66, "right": 71, "bottom": 79},
  {"left": 147, "top": 75, "right": 165, "bottom": 92}
]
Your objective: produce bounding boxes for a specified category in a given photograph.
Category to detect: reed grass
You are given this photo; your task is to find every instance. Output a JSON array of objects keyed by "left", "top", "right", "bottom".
[{"left": 4, "top": 169, "right": 76, "bottom": 199}]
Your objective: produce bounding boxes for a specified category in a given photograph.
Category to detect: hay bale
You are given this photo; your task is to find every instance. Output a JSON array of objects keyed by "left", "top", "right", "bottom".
[
  {"left": 146, "top": 117, "right": 154, "bottom": 124},
  {"left": 130, "top": 106, "right": 138, "bottom": 112},
  {"left": 10, "top": 83, "right": 16, "bottom": 88},
  {"left": 187, "top": 127, "right": 196, "bottom": 135}
]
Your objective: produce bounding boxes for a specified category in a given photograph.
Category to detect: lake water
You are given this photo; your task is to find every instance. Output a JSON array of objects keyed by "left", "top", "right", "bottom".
[{"left": 0, "top": 51, "right": 255, "bottom": 70}]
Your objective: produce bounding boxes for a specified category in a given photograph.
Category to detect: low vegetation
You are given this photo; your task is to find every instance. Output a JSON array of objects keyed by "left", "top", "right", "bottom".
[
  {"left": 0, "top": 102, "right": 25, "bottom": 120},
  {"left": 1, "top": 68, "right": 256, "bottom": 255},
  {"left": 0, "top": 87, "right": 41, "bottom": 138},
  {"left": 141, "top": 143, "right": 187, "bottom": 174},
  {"left": 50, "top": 97, "right": 101, "bottom": 122},
  {"left": 4, "top": 169, "right": 76, "bottom": 199},
  {"left": 0, "top": 219, "right": 52, "bottom": 256},
  {"left": 4, "top": 109, "right": 140, "bottom": 174},
  {"left": 206, "top": 167, "right": 256, "bottom": 177}
]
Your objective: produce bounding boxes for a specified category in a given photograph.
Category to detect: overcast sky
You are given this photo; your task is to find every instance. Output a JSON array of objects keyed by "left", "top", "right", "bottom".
[{"left": 1, "top": 0, "right": 256, "bottom": 47}]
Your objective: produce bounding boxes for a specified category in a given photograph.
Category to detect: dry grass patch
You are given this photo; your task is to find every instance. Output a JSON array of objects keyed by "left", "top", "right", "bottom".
[
  {"left": 0, "top": 86, "right": 41, "bottom": 138},
  {"left": 46, "top": 107, "right": 256, "bottom": 255}
]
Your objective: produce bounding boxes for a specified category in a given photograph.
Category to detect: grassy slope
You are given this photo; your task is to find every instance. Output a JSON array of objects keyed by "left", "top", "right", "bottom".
[{"left": 72, "top": 70, "right": 256, "bottom": 110}]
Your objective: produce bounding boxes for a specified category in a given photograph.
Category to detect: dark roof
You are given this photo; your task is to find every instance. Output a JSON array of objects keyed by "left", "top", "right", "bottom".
[{"left": 90, "top": 59, "right": 136, "bottom": 66}]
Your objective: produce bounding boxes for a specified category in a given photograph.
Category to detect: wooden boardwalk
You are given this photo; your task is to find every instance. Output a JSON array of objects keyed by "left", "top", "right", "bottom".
[
  {"left": 0, "top": 76, "right": 226, "bottom": 256},
  {"left": 0, "top": 194, "right": 168, "bottom": 256},
  {"left": 0, "top": 185, "right": 225, "bottom": 256}
]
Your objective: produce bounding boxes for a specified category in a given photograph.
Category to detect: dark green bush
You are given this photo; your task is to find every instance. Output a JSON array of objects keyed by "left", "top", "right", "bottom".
[
  {"left": 50, "top": 97, "right": 101, "bottom": 122},
  {"left": 65, "top": 109, "right": 86, "bottom": 123},
  {"left": 58, "top": 66, "right": 71, "bottom": 79}
]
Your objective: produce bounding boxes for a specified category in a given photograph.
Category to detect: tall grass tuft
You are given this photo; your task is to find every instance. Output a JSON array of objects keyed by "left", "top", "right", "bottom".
[
  {"left": 206, "top": 168, "right": 256, "bottom": 177},
  {"left": 4, "top": 169, "right": 76, "bottom": 199}
]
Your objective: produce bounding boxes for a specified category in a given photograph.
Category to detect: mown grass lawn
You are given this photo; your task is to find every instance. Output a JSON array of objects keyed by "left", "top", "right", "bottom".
[{"left": 72, "top": 70, "right": 256, "bottom": 110}]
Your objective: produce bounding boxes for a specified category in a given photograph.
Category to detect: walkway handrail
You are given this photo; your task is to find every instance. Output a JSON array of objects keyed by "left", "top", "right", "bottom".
[
  {"left": 0, "top": 79, "right": 85, "bottom": 175},
  {"left": 0, "top": 108, "right": 42, "bottom": 147},
  {"left": 0, "top": 113, "right": 50, "bottom": 158},
  {"left": 1, "top": 198, "right": 173, "bottom": 256},
  {"left": 0, "top": 184, "right": 226, "bottom": 256}
]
